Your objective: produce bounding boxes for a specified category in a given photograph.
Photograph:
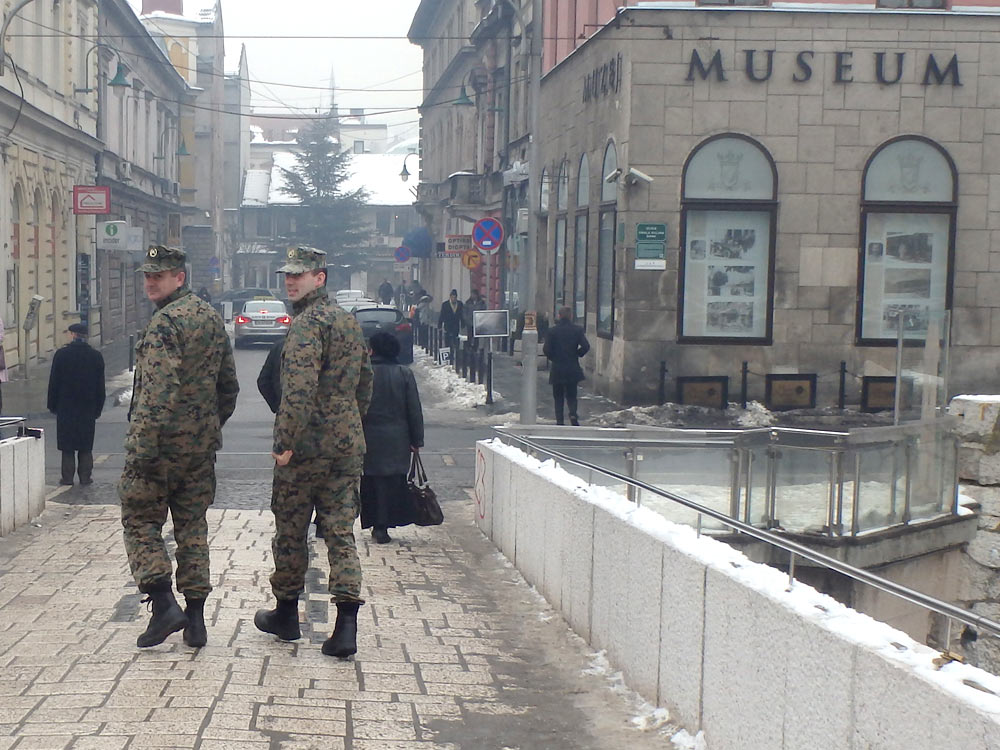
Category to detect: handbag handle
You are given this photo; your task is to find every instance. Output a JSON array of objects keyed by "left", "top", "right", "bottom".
[{"left": 408, "top": 451, "right": 428, "bottom": 484}]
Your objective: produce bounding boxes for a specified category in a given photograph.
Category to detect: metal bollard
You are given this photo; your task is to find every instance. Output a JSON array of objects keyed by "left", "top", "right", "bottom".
[
  {"left": 658, "top": 361, "right": 667, "bottom": 405},
  {"left": 468, "top": 346, "right": 477, "bottom": 383},
  {"left": 741, "top": 361, "right": 749, "bottom": 409},
  {"left": 838, "top": 360, "right": 847, "bottom": 410},
  {"left": 129, "top": 334, "right": 135, "bottom": 372},
  {"left": 486, "top": 352, "right": 494, "bottom": 404},
  {"left": 460, "top": 346, "right": 468, "bottom": 379},
  {"left": 477, "top": 349, "right": 486, "bottom": 385}
]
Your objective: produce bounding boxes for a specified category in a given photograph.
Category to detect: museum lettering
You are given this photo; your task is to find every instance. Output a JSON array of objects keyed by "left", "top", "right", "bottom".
[{"left": 686, "top": 49, "right": 961, "bottom": 86}]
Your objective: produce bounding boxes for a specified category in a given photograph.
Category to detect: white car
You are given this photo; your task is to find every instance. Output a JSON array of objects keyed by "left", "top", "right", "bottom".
[
  {"left": 337, "top": 297, "right": 377, "bottom": 313},
  {"left": 335, "top": 289, "right": 367, "bottom": 304},
  {"left": 233, "top": 299, "right": 291, "bottom": 347}
]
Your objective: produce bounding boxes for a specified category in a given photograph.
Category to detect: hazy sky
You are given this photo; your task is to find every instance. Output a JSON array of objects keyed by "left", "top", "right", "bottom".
[{"left": 128, "top": 0, "right": 424, "bottom": 139}]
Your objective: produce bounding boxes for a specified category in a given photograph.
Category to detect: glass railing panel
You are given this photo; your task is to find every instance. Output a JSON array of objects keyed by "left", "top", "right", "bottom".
[
  {"left": 636, "top": 446, "right": 736, "bottom": 530},
  {"left": 852, "top": 443, "right": 905, "bottom": 534},
  {"left": 908, "top": 430, "right": 954, "bottom": 521},
  {"left": 743, "top": 445, "right": 771, "bottom": 528},
  {"left": 772, "top": 446, "right": 834, "bottom": 534}
]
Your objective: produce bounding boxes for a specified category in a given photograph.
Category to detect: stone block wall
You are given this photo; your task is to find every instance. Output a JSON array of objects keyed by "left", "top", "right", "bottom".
[{"left": 476, "top": 437, "right": 1000, "bottom": 748}]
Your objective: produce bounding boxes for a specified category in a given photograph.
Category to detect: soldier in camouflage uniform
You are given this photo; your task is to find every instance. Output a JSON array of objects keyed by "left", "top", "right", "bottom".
[
  {"left": 119, "top": 245, "right": 239, "bottom": 649},
  {"left": 254, "top": 246, "right": 373, "bottom": 658}
]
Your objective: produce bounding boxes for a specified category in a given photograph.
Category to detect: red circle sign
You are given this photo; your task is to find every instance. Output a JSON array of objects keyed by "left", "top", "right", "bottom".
[{"left": 472, "top": 217, "right": 504, "bottom": 254}]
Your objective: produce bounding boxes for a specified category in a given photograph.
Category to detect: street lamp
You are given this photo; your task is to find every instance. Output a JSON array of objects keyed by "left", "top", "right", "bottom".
[
  {"left": 399, "top": 152, "right": 418, "bottom": 182},
  {"left": 74, "top": 43, "right": 130, "bottom": 94},
  {"left": 0, "top": 0, "right": 39, "bottom": 76},
  {"left": 154, "top": 125, "right": 190, "bottom": 160}
]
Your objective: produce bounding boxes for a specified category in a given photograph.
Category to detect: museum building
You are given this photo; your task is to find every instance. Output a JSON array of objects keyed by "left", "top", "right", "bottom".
[{"left": 534, "top": 3, "right": 1000, "bottom": 405}]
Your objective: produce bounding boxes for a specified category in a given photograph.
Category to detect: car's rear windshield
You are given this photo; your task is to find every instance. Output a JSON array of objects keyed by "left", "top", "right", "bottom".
[
  {"left": 354, "top": 309, "right": 399, "bottom": 324},
  {"left": 243, "top": 301, "right": 285, "bottom": 313}
]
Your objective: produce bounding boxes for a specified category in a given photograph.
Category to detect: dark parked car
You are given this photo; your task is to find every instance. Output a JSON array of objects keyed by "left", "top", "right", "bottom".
[
  {"left": 233, "top": 299, "right": 291, "bottom": 347},
  {"left": 352, "top": 304, "right": 413, "bottom": 364}
]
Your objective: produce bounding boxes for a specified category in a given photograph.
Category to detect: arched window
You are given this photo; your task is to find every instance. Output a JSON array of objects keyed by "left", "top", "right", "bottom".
[
  {"left": 553, "top": 160, "right": 569, "bottom": 313},
  {"left": 574, "top": 153, "right": 590, "bottom": 322},
  {"left": 679, "top": 134, "right": 777, "bottom": 342},
  {"left": 597, "top": 141, "right": 618, "bottom": 337},
  {"left": 858, "top": 136, "right": 956, "bottom": 343}
]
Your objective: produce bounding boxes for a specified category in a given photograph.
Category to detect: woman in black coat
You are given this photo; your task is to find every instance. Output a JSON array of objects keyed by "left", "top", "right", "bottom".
[{"left": 361, "top": 332, "right": 425, "bottom": 543}]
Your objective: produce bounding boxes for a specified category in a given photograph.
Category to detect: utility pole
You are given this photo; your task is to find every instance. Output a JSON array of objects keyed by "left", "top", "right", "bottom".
[{"left": 520, "top": 0, "right": 542, "bottom": 425}]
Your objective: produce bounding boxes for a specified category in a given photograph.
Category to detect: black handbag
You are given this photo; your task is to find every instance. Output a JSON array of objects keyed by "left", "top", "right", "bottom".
[{"left": 408, "top": 452, "right": 444, "bottom": 526}]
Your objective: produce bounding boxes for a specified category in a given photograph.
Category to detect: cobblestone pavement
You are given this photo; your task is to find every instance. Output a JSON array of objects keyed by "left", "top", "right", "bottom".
[{"left": 0, "top": 485, "right": 678, "bottom": 748}]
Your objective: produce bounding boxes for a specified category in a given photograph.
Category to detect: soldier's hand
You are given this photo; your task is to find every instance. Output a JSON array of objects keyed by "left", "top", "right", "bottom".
[{"left": 272, "top": 450, "right": 293, "bottom": 466}]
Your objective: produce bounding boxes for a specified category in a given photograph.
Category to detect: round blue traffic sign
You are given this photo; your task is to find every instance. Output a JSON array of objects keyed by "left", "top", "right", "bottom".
[
  {"left": 394, "top": 245, "right": 411, "bottom": 263},
  {"left": 472, "top": 217, "right": 504, "bottom": 254}
]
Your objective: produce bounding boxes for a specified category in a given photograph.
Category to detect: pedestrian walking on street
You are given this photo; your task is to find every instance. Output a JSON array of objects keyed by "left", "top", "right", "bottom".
[
  {"left": 254, "top": 246, "right": 373, "bottom": 659},
  {"left": 378, "top": 278, "right": 394, "bottom": 305},
  {"left": 47, "top": 323, "right": 105, "bottom": 486},
  {"left": 543, "top": 306, "right": 591, "bottom": 426},
  {"left": 119, "top": 245, "right": 239, "bottom": 650},
  {"left": 0, "top": 313, "right": 7, "bottom": 414},
  {"left": 463, "top": 289, "right": 486, "bottom": 350},
  {"left": 439, "top": 289, "right": 463, "bottom": 350},
  {"left": 360, "top": 332, "right": 424, "bottom": 544}
]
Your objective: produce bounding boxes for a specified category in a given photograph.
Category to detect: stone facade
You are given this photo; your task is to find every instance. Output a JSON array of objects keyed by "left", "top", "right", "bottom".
[{"left": 537, "top": 7, "right": 1000, "bottom": 404}]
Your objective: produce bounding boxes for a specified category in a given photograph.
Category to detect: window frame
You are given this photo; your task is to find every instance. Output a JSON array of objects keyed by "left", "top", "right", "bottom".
[
  {"left": 855, "top": 135, "right": 957, "bottom": 346},
  {"left": 597, "top": 142, "right": 618, "bottom": 339},
  {"left": 574, "top": 153, "right": 590, "bottom": 324},
  {"left": 678, "top": 133, "right": 778, "bottom": 345}
]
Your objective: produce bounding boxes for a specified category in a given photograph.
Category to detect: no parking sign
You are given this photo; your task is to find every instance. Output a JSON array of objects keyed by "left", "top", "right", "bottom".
[{"left": 472, "top": 217, "right": 504, "bottom": 254}]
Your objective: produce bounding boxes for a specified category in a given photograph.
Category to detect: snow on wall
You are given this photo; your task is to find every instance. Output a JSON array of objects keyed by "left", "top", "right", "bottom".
[{"left": 474, "top": 438, "right": 1000, "bottom": 749}]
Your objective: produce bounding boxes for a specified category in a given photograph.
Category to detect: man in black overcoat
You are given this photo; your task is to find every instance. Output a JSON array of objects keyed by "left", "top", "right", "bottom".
[
  {"left": 438, "top": 289, "right": 464, "bottom": 350},
  {"left": 47, "top": 323, "right": 105, "bottom": 485},
  {"left": 543, "top": 306, "right": 590, "bottom": 426}
]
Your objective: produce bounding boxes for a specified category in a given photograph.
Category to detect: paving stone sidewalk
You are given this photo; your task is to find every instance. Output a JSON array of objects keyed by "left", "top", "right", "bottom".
[{"left": 0, "top": 494, "right": 678, "bottom": 749}]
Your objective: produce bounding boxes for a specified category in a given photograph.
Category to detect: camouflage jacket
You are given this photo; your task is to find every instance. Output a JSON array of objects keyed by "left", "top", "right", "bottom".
[
  {"left": 126, "top": 287, "right": 239, "bottom": 459},
  {"left": 273, "top": 287, "right": 372, "bottom": 460}
]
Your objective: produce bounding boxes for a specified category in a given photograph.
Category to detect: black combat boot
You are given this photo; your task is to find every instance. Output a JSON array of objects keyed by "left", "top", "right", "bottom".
[
  {"left": 322, "top": 601, "right": 360, "bottom": 658},
  {"left": 183, "top": 597, "right": 207, "bottom": 648},
  {"left": 136, "top": 588, "right": 187, "bottom": 648},
  {"left": 254, "top": 598, "right": 300, "bottom": 641}
]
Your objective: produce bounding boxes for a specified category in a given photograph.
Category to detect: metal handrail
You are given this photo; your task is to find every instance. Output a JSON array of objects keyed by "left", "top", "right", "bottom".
[
  {"left": 0, "top": 416, "right": 27, "bottom": 429},
  {"left": 494, "top": 428, "right": 1000, "bottom": 641}
]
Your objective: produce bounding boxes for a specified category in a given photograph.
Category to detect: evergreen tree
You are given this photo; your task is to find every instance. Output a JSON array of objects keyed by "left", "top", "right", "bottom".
[{"left": 279, "top": 117, "right": 369, "bottom": 257}]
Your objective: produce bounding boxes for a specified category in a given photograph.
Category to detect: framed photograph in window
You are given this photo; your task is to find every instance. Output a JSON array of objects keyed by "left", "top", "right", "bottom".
[
  {"left": 765, "top": 374, "right": 817, "bottom": 411},
  {"left": 676, "top": 376, "right": 729, "bottom": 410}
]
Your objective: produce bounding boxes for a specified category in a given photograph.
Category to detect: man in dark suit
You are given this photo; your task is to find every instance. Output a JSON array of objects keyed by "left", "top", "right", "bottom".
[
  {"left": 543, "top": 306, "right": 590, "bottom": 426},
  {"left": 438, "top": 289, "right": 464, "bottom": 350},
  {"left": 47, "top": 323, "right": 105, "bottom": 485}
]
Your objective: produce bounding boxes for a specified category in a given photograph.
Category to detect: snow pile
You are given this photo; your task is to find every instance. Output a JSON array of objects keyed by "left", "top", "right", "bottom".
[
  {"left": 735, "top": 400, "right": 776, "bottom": 427},
  {"left": 671, "top": 729, "right": 708, "bottom": 750},
  {"left": 584, "top": 651, "right": 679, "bottom": 735},
  {"left": 411, "top": 350, "right": 501, "bottom": 408}
]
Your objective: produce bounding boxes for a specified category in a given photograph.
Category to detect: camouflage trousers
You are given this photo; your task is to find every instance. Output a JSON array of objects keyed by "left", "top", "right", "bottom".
[
  {"left": 119, "top": 452, "right": 216, "bottom": 597},
  {"left": 270, "top": 455, "right": 364, "bottom": 603}
]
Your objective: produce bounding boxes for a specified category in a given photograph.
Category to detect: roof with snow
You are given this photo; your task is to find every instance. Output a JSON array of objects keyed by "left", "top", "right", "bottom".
[{"left": 265, "top": 152, "right": 417, "bottom": 207}]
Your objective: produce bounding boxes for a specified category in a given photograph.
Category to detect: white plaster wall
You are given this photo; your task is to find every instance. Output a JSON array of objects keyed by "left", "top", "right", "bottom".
[
  {"left": 0, "top": 434, "right": 46, "bottom": 538},
  {"left": 475, "top": 439, "right": 1000, "bottom": 750}
]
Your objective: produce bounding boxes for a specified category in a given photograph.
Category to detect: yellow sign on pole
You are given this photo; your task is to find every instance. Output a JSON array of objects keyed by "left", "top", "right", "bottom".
[{"left": 461, "top": 248, "right": 483, "bottom": 270}]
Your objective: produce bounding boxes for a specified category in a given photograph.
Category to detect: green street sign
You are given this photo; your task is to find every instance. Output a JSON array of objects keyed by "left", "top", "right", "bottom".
[{"left": 636, "top": 223, "right": 667, "bottom": 242}]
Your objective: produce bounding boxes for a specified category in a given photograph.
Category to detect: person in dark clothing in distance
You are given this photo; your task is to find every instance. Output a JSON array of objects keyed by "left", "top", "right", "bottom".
[
  {"left": 377, "top": 278, "right": 394, "bottom": 305},
  {"left": 543, "top": 306, "right": 590, "bottom": 426},
  {"left": 438, "top": 289, "right": 464, "bottom": 350},
  {"left": 47, "top": 323, "right": 105, "bottom": 485},
  {"left": 257, "top": 338, "right": 284, "bottom": 414},
  {"left": 360, "top": 332, "right": 424, "bottom": 544}
]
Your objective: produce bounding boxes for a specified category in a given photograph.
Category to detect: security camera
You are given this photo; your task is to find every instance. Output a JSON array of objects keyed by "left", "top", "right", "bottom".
[
  {"left": 625, "top": 167, "right": 653, "bottom": 186},
  {"left": 604, "top": 168, "right": 622, "bottom": 183}
]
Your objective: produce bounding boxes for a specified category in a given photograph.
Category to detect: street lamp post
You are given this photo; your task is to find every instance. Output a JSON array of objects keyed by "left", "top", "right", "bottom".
[
  {"left": 0, "top": 0, "right": 39, "bottom": 76},
  {"left": 399, "top": 152, "right": 418, "bottom": 183},
  {"left": 520, "top": 0, "right": 542, "bottom": 425}
]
